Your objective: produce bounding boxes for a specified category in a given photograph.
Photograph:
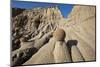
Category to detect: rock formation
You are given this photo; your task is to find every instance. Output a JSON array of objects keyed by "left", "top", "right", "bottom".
[
  {"left": 63, "top": 5, "right": 96, "bottom": 61},
  {"left": 53, "top": 29, "right": 71, "bottom": 63},
  {"left": 12, "top": 7, "right": 61, "bottom": 51},
  {"left": 11, "top": 30, "right": 53, "bottom": 66},
  {"left": 11, "top": 5, "right": 96, "bottom": 66},
  {"left": 23, "top": 28, "right": 71, "bottom": 65}
]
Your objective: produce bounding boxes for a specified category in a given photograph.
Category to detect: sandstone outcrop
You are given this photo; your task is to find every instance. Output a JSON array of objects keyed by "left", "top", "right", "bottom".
[
  {"left": 23, "top": 28, "right": 71, "bottom": 65},
  {"left": 63, "top": 6, "right": 96, "bottom": 61},
  {"left": 11, "top": 5, "right": 96, "bottom": 66}
]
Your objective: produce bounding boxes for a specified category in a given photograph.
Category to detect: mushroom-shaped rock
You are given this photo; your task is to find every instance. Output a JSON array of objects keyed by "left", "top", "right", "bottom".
[
  {"left": 67, "top": 40, "right": 84, "bottom": 62},
  {"left": 53, "top": 28, "right": 66, "bottom": 41},
  {"left": 53, "top": 28, "right": 71, "bottom": 63},
  {"left": 23, "top": 28, "right": 71, "bottom": 65}
]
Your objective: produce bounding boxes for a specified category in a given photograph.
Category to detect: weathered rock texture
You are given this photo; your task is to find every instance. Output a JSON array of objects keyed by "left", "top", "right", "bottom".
[
  {"left": 62, "top": 5, "right": 96, "bottom": 61},
  {"left": 11, "top": 5, "right": 96, "bottom": 66},
  {"left": 12, "top": 7, "right": 62, "bottom": 51},
  {"left": 11, "top": 7, "right": 62, "bottom": 66},
  {"left": 23, "top": 29, "right": 71, "bottom": 65}
]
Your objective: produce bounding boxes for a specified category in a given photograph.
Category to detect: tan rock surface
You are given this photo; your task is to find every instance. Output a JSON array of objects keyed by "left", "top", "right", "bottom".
[
  {"left": 53, "top": 41, "right": 71, "bottom": 63},
  {"left": 12, "top": 5, "right": 96, "bottom": 66},
  {"left": 62, "top": 6, "right": 96, "bottom": 61},
  {"left": 24, "top": 29, "right": 70, "bottom": 65}
]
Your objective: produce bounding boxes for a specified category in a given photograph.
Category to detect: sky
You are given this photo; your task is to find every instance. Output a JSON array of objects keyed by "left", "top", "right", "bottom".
[{"left": 11, "top": 0, "right": 73, "bottom": 18}]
